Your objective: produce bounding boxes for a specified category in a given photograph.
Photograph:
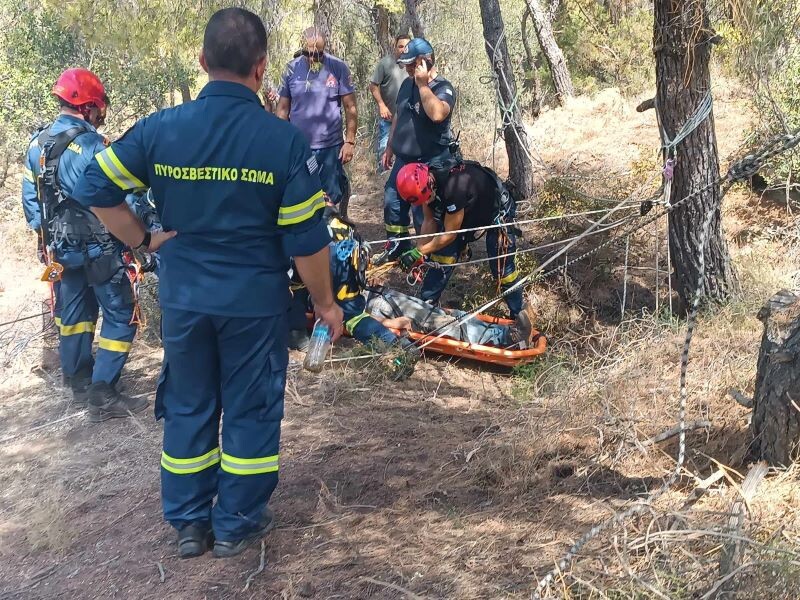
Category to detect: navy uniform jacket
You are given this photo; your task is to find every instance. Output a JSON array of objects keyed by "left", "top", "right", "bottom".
[{"left": 74, "top": 81, "right": 330, "bottom": 318}]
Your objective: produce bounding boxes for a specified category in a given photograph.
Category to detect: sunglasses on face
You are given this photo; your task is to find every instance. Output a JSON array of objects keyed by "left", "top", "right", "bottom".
[{"left": 302, "top": 50, "right": 324, "bottom": 59}]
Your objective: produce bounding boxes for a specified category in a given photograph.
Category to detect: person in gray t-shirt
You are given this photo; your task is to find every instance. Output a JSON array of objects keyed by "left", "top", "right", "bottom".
[{"left": 369, "top": 34, "right": 410, "bottom": 171}]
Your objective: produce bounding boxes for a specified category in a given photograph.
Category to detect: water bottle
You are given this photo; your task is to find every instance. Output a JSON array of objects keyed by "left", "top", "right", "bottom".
[{"left": 303, "top": 320, "right": 331, "bottom": 373}]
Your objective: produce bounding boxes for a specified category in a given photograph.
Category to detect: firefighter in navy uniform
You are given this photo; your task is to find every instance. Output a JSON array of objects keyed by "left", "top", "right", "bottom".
[
  {"left": 21, "top": 68, "right": 146, "bottom": 421},
  {"left": 287, "top": 206, "right": 421, "bottom": 379},
  {"left": 73, "top": 8, "right": 342, "bottom": 560},
  {"left": 395, "top": 161, "right": 525, "bottom": 318},
  {"left": 378, "top": 38, "right": 458, "bottom": 258}
]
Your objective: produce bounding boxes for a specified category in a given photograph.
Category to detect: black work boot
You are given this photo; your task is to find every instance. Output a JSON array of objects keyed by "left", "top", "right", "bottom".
[
  {"left": 177, "top": 523, "right": 214, "bottom": 559},
  {"left": 213, "top": 507, "right": 275, "bottom": 559},
  {"left": 87, "top": 382, "right": 148, "bottom": 423},
  {"left": 288, "top": 329, "right": 310, "bottom": 352},
  {"left": 63, "top": 368, "right": 92, "bottom": 408}
]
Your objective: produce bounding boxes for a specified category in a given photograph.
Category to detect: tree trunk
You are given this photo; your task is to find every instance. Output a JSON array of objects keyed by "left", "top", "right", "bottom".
[
  {"left": 521, "top": 6, "right": 544, "bottom": 118},
  {"left": 371, "top": 4, "right": 394, "bottom": 57},
  {"left": 480, "top": 0, "right": 535, "bottom": 200},
  {"left": 750, "top": 290, "right": 800, "bottom": 466},
  {"left": 654, "top": 0, "right": 736, "bottom": 307},
  {"left": 313, "top": 0, "right": 335, "bottom": 39},
  {"left": 179, "top": 82, "right": 192, "bottom": 104},
  {"left": 525, "top": 0, "right": 574, "bottom": 105},
  {"left": 403, "top": 0, "right": 425, "bottom": 38}
]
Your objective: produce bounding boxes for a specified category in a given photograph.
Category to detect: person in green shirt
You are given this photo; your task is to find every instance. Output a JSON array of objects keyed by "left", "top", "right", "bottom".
[{"left": 369, "top": 34, "right": 410, "bottom": 172}]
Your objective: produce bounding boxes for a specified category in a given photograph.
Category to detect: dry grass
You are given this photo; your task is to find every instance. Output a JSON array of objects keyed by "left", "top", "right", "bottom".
[{"left": 0, "top": 80, "right": 798, "bottom": 599}]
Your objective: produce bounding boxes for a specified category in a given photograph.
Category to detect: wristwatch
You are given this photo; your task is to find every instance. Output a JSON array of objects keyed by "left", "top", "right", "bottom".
[{"left": 135, "top": 230, "right": 151, "bottom": 252}]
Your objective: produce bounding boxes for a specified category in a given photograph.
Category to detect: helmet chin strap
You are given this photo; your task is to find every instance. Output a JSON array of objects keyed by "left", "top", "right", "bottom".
[{"left": 78, "top": 104, "right": 104, "bottom": 128}]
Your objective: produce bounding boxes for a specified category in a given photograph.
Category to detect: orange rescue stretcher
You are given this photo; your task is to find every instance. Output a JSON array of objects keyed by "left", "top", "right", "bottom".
[{"left": 307, "top": 311, "right": 547, "bottom": 368}]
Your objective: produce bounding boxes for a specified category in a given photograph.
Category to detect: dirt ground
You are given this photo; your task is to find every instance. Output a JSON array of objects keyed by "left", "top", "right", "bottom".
[{"left": 1, "top": 82, "right": 799, "bottom": 599}]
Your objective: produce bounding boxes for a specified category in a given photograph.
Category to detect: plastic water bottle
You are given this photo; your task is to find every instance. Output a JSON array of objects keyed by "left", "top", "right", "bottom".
[{"left": 303, "top": 320, "right": 331, "bottom": 373}]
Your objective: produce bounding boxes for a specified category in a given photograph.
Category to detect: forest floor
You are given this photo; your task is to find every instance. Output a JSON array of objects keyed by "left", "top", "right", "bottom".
[{"left": 0, "top": 80, "right": 799, "bottom": 599}]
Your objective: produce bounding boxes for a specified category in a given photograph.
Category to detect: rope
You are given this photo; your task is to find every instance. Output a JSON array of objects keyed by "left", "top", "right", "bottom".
[
  {"left": 660, "top": 92, "right": 714, "bottom": 153},
  {"left": 367, "top": 206, "right": 641, "bottom": 246},
  {"left": 531, "top": 129, "right": 800, "bottom": 598},
  {"left": 432, "top": 215, "right": 638, "bottom": 269},
  {"left": 0, "top": 310, "right": 50, "bottom": 329}
]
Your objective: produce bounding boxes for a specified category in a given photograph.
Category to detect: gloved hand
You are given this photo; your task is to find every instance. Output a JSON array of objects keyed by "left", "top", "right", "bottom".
[
  {"left": 140, "top": 253, "right": 158, "bottom": 273},
  {"left": 399, "top": 247, "right": 423, "bottom": 272}
]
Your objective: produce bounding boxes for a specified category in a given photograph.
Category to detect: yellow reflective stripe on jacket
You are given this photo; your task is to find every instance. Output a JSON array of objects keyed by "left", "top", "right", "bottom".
[
  {"left": 277, "top": 190, "right": 325, "bottom": 226},
  {"left": 59, "top": 321, "right": 96, "bottom": 336},
  {"left": 345, "top": 311, "right": 371, "bottom": 335},
  {"left": 54, "top": 316, "right": 62, "bottom": 327},
  {"left": 500, "top": 270, "right": 519, "bottom": 285},
  {"left": 385, "top": 223, "right": 409, "bottom": 234},
  {"left": 23, "top": 167, "right": 35, "bottom": 182},
  {"left": 430, "top": 253, "right": 457, "bottom": 265},
  {"left": 337, "top": 285, "right": 360, "bottom": 301},
  {"left": 98, "top": 336, "right": 132, "bottom": 353},
  {"left": 96, "top": 147, "right": 146, "bottom": 191},
  {"left": 220, "top": 452, "right": 279, "bottom": 475},
  {"left": 161, "top": 448, "right": 221, "bottom": 474}
]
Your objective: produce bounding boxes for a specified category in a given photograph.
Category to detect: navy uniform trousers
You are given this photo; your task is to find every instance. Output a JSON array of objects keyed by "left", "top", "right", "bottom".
[
  {"left": 421, "top": 228, "right": 524, "bottom": 318},
  {"left": 156, "top": 308, "right": 287, "bottom": 542},
  {"left": 56, "top": 264, "right": 137, "bottom": 385}
]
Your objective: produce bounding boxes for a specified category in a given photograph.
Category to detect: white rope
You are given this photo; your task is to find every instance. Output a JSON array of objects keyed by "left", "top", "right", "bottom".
[
  {"left": 368, "top": 206, "right": 640, "bottom": 246},
  {"left": 435, "top": 216, "right": 637, "bottom": 269},
  {"left": 661, "top": 92, "right": 713, "bottom": 153},
  {"left": 413, "top": 197, "right": 636, "bottom": 353}
]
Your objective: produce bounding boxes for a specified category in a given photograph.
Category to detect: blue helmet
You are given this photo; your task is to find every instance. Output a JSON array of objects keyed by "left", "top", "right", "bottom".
[{"left": 397, "top": 38, "right": 434, "bottom": 65}]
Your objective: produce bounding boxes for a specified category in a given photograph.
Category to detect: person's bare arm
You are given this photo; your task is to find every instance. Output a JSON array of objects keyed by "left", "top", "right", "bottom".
[
  {"left": 294, "top": 247, "right": 344, "bottom": 341},
  {"left": 381, "top": 316, "right": 413, "bottom": 331},
  {"left": 418, "top": 209, "right": 463, "bottom": 255},
  {"left": 370, "top": 83, "right": 392, "bottom": 120},
  {"left": 414, "top": 59, "right": 451, "bottom": 123},
  {"left": 91, "top": 204, "right": 175, "bottom": 252},
  {"left": 339, "top": 93, "right": 358, "bottom": 164},
  {"left": 418, "top": 84, "right": 451, "bottom": 123},
  {"left": 276, "top": 97, "right": 291, "bottom": 120}
]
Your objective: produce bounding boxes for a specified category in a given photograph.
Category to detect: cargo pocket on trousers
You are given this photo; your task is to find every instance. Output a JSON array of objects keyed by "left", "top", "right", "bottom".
[
  {"left": 154, "top": 361, "right": 169, "bottom": 421},
  {"left": 259, "top": 350, "right": 289, "bottom": 422}
]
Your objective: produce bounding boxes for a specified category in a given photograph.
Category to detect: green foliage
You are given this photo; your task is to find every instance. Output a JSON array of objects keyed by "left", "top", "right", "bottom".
[
  {"left": 719, "top": 0, "right": 800, "bottom": 189},
  {"left": 556, "top": 0, "right": 654, "bottom": 96}
]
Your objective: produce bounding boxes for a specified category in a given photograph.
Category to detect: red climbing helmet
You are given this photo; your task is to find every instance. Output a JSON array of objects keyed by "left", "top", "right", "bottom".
[
  {"left": 52, "top": 68, "right": 109, "bottom": 110},
  {"left": 397, "top": 162, "right": 433, "bottom": 206}
]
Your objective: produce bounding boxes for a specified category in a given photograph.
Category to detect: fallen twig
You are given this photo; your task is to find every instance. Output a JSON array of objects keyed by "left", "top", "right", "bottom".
[
  {"left": 641, "top": 420, "right": 711, "bottom": 447},
  {"left": 718, "top": 461, "right": 769, "bottom": 596},
  {"left": 0, "top": 411, "right": 86, "bottom": 444},
  {"left": 156, "top": 562, "right": 165, "bottom": 584},
  {"left": 243, "top": 540, "right": 266, "bottom": 592},
  {"left": 728, "top": 388, "right": 753, "bottom": 409},
  {"left": 360, "top": 577, "right": 425, "bottom": 600}
]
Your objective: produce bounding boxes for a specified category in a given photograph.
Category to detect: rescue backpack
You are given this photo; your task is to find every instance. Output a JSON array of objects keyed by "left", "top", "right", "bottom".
[
  {"left": 430, "top": 161, "right": 521, "bottom": 241},
  {"left": 325, "top": 207, "right": 370, "bottom": 292},
  {"left": 36, "top": 124, "right": 111, "bottom": 249}
]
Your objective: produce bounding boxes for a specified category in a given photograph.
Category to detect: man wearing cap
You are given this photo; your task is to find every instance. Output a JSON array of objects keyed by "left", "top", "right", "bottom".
[
  {"left": 277, "top": 27, "right": 357, "bottom": 216},
  {"left": 378, "top": 37, "right": 457, "bottom": 260}
]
